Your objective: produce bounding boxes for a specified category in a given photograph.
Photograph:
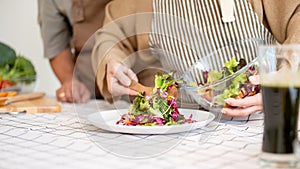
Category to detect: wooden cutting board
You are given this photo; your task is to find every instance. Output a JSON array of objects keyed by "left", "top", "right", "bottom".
[{"left": 0, "top": 97, "right": 61, "bottom": 114}]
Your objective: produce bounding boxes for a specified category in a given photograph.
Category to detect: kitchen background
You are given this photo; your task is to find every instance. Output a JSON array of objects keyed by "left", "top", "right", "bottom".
[{"left": 0, "top": 0, "right": 61, "bottom": 96}]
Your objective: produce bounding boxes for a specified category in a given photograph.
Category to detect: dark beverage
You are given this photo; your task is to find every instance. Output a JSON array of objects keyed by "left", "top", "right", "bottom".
[
  {"left": 262, "top": 85, "right": 300, "bottom": 154},
  {"left": 258, "top": 45, "right": 300, "bottom": 167}
]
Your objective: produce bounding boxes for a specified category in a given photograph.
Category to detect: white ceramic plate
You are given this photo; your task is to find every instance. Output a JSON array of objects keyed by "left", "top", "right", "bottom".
[{"left": 87, "top": 109, "right": 215, "bottom": 134}]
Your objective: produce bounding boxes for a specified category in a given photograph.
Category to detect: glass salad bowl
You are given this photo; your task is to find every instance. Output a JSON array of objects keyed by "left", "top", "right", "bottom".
[{"left": 182, "top": 39, "right": 261, "bottom": 112}]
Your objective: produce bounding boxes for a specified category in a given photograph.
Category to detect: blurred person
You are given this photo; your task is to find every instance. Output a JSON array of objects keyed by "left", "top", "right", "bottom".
[
  {"left": 38, "top": 0, "right": 112, "bottom": 103},
  {"left": 92, "top": 0, "right": 300, "bottom": 116}
]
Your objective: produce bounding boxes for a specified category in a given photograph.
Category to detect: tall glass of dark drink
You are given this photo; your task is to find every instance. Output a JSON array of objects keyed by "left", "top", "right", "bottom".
[{"left": 258, "top": 44, "right": 300, "bottom": 168}]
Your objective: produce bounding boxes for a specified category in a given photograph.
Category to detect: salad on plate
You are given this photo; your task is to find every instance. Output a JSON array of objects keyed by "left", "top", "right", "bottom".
[{"left": 116, "top": 72, "right": 196, "bottom": 126}]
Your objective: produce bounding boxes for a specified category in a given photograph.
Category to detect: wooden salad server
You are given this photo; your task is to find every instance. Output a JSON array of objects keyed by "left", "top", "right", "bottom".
[
  {"left": 129, "top": 80, "right": 153, "bottom": 95},
  {"left": 129, "top": 80, "right": 178, "bottom": 99}
]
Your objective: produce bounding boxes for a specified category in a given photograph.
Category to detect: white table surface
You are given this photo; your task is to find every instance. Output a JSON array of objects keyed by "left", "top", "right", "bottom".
[{"left": 0, "top": 98, "right": 282, "bottom": 169}]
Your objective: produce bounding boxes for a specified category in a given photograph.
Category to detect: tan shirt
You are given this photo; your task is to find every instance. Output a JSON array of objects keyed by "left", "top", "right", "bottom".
[
  {"left": 38, "top": 0, "right": 112, "bottom": 57},
  {"left": 38, "top": 0, "right": 112, "bottom": 98},
  {"left": 38, "top": 0, "right": 73, "bottom": 59},
  {"left": 92, "top": 0, "right": 300, "bottom": 102}
]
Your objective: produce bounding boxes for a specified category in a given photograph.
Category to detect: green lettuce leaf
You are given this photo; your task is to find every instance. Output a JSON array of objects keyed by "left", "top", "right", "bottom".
[
  {"left": 207, "top": 70, "right": 223, "bottom": 83},
  {"left": 224, "top": 57, "right": 239, "bottom": 74},
  {"left": 154, "top": 72, "right": 176, "bottom": 91}
]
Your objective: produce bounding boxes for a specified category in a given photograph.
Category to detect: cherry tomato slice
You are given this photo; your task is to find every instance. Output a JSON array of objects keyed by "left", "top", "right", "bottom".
[{"left": 0, "top": 80, "right": 14, "bottom": 89}]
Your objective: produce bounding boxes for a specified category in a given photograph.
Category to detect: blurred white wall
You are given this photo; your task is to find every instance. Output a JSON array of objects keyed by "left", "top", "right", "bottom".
[{"left": 0, "top": 0, "right": 60, "bottom": 96}]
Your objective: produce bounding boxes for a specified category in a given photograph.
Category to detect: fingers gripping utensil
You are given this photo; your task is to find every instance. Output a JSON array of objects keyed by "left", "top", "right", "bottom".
[{"left": 0, "top": 92, "right": 45, "bottom": 106}]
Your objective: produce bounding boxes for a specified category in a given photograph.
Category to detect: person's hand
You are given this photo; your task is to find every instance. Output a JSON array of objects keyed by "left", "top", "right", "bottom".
[
  {"left": 221, "top": 75, "right": 262, "bottom": 116},
  {"left": 106, "top": 60, "right": 138, "bottom": 97},
  {"left": 221, "top": 93, "right": 263, "bottom": 116},
  {"left": 56, "top": 79, "right": 91, "bottom": 103}
]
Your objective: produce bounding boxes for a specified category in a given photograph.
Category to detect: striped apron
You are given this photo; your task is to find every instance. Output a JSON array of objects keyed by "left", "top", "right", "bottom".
[{"left": 149, "top": 0, "right": 276, "bottom": 106}]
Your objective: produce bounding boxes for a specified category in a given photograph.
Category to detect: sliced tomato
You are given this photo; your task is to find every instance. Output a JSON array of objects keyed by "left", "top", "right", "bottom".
[{"left": 0, "top": 80, "right": 14, "bottom": 89}]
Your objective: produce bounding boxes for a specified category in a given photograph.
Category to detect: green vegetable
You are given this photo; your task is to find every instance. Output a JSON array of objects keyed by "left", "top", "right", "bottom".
[
  {"left": 220, "top": 73, "right": 247, "bottom": 100},
  {"left": 0, "top": 42, "right": 16, "bottom": 67},
  {"left": 154, "top": 72, "right": 176, "bottom": 91},
  {"left": 224, "top": 57, "right": 239, "bottom": 74},
  {"left": 0, "top": 42, "right": 36, "bottom": 84},
  {"left": 152, "top": 97, "right": 171, "bottom": 118},
  {"left": 1, "top": 55, "right": 36, "bottom": 84},
  {"left": 207, "top": 70, "right": 223, "bottom": 83},
  {"left": 128, "top": 93, "right": 150, "bottom": 114},
  {"left": 213, "top": 93, "right": 225, "bottom": 105}
]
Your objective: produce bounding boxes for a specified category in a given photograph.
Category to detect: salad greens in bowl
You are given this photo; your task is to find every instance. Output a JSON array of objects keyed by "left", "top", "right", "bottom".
[
  {"left": 182, "top": 40, "right": 261, "bottom": 111},
  {"left": 116, "top": 72, "right": 196, "bottom": 126}
]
